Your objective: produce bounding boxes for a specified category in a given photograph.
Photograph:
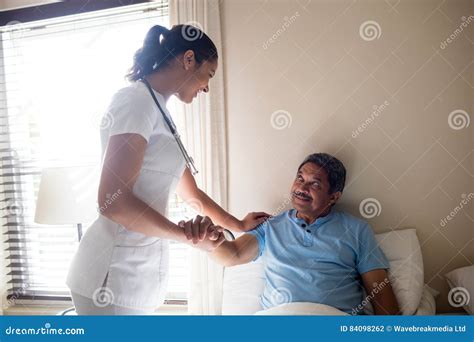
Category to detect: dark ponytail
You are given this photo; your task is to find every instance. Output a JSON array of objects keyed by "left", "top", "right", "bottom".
[{"left": 126, "top": 24, "right": 218, "bottom": 82}]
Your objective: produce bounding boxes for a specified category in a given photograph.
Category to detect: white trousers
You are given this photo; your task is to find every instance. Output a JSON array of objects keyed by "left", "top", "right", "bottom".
[{"left": 70, "top": 292, "right": 155, "bottom": 315}]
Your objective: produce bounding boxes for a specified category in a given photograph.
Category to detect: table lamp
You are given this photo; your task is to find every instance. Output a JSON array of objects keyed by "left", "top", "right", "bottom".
[{"left": 34, "top": 166, "right": 99, "bottom": 241}]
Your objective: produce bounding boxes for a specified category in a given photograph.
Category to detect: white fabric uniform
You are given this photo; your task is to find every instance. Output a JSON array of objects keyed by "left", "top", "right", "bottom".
[{"left": 66, "top": 81, "right": 186, "bottom": 312}]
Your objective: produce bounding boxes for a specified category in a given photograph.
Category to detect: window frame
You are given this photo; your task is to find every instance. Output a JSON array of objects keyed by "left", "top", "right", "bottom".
[{"left": 0, "top": 0, "right": 191, "bottom": 309}]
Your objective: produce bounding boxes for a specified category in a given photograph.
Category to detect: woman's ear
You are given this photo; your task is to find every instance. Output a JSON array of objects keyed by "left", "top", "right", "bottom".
[{"left": 183, "top": 50, "right": 196, "bottom": 70}]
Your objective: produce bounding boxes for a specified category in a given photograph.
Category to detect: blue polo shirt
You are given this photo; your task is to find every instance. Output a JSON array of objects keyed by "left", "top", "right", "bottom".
[{"left": 246, "top": 209, "right": 390, "bottom": 314}]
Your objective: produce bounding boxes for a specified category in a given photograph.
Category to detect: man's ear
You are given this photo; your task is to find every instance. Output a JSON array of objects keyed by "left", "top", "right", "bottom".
[
  {"left": 329, "top": 191, "right": 342, "bottom": 206},
  {"left": 183, "top": 50, "right": 196, "bottom": 70}
]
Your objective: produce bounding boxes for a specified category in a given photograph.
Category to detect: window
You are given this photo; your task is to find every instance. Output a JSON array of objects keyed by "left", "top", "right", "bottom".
[{"left": 0, "top": 0, "right": 191, "bottom": 304}]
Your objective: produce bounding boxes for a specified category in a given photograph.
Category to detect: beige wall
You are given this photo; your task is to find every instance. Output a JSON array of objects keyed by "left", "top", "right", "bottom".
[{"left": 221, "top": 0, "right": 473, "bottom": 313}]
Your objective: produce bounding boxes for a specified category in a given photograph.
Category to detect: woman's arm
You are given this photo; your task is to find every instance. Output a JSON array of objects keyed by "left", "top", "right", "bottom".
[
  {"left": 176, "top": 168, "right": 270, "bottom": 233},
  {"left": 99, "top": 133, "right": 212, "bottom": 248}
]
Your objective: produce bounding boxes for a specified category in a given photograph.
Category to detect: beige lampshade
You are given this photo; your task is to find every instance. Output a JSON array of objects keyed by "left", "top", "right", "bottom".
[{"left": 34, "top": 166, "right": 99, "bottom": 224}]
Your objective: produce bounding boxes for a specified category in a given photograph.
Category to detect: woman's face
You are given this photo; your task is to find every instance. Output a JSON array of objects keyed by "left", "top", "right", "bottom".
[{"left": 176, "top": 50, "right": 218, "bottom": 103}]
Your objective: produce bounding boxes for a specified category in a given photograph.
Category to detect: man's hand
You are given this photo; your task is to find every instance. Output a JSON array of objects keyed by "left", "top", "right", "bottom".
[{"left": 237, "top": 212, "right": 271, "bottom": 232}]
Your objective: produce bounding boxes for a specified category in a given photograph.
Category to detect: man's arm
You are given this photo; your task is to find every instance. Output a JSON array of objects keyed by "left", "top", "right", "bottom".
[
  {"left": 361, "top": 269, "right": 400, "bottom": 315},
  {"left": 208, "top": 234, "right": 259, "bottom": 267}
]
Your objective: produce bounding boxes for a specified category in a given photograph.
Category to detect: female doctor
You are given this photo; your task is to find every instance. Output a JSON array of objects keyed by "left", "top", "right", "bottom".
[{"left": 66, "top": 24, "right": 269, "bottom": 315}]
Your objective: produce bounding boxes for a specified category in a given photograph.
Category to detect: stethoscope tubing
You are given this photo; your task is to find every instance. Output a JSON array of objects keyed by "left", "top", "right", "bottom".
[
  {"left": 141, "top": 78, "right": 234, "bottom": 241},
  {"left": 141, "top": 78, "right": 199, "bottom": 175}
]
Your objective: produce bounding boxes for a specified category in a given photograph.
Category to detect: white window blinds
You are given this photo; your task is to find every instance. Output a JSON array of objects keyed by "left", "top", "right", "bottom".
[{"left": 0, "top": 0, "right": 191, "bottom": 303}]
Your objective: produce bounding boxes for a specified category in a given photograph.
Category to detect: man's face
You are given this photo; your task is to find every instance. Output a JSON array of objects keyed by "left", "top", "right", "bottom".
[{"left": 290, "top": 162, "right": 341, "bottom": 217}]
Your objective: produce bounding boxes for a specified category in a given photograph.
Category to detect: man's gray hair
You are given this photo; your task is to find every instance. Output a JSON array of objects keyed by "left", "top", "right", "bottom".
[{"left": 298, "top": 153, "right": 346, "bottom": 194}]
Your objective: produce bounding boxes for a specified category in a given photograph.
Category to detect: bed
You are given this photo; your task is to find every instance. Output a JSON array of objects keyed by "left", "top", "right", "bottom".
[{"left": 222, "top": 228, "right": 439, "bottom": 315}]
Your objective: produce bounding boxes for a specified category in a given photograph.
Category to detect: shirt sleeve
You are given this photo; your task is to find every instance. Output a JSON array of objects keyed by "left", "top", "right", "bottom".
[
  {"left": 245, "top": 221, "right": 268, "bottom": 261},
  {"left": 104, "top": 87, "right": 159, "bottom": 142},
  {"left": 356, "top": 223, "right": 390, "bottom": 274}
]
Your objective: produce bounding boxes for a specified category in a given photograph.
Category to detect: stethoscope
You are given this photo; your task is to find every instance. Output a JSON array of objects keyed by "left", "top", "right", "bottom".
[
  {"left": 141, "top": 78, "right": 235, "bottom": 242},
  {"left": 141, "top": 78, "right": 199, "bottom": 176}
]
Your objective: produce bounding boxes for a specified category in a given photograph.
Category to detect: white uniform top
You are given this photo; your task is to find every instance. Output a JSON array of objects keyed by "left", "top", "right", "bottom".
[{"left": 66, "top": 81, "right": 186, "bottom": 310}]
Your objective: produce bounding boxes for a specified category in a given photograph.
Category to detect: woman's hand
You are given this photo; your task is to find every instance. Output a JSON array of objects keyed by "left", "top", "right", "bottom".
[
  {"left": 178, "top": 215, "right": 214, "bottom": 244},
  {"left": 179, "top": 219, "right": 226, "bottom": 252},
  {"left": 237, "top": 212, "right": 271, "bottom": 232}
]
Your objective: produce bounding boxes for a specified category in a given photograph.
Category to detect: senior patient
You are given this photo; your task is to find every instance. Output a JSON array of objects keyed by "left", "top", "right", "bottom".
[{"left": 209, "top": 153, "right": 400, "bottom": 315}]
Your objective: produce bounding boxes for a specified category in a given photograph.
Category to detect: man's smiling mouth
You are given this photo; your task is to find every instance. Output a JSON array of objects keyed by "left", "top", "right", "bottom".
[{"left": 292, "top": 191, "right": 312, "bottom": 202}]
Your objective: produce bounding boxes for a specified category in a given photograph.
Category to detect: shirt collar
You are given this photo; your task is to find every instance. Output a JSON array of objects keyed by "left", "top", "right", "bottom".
[{"left": 289, "top": 208, "right": 336, "bottom": 227}]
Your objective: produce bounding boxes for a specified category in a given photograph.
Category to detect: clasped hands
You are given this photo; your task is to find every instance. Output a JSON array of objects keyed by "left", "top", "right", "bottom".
[{"left": 178, "top": 212, "right": 270, "bottom": 252}]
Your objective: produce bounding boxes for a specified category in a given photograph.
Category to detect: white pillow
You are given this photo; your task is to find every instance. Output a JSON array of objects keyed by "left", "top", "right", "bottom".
[
  {"left": 222, "top": 228, "right": 424, "bottom": 315},
  {"left": 365, "top": 228, "right": 424, "bottom": 315},
  {"left": 444, "top": 265, "right": 473, "bottom": 314},
  {"left": 254, "top": 302, "right": 349, "bottom": 316},
  {"left": 414, "top": 286, "right": 438, "bottom": 315}
]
